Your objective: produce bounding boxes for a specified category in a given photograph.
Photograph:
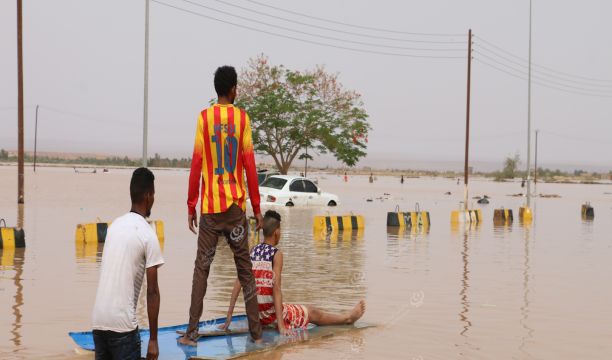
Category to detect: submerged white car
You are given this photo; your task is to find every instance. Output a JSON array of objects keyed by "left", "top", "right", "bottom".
[{"left": 258, "top": 175, "right": 339, "bottom": 207}]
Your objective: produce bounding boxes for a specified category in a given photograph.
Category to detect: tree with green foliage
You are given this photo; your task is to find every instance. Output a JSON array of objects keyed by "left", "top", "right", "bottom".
[
  {"left": 0, "top": 149, "right": 8, "bottom": 160},
  {"left": 493, "top": 153, "right": 521, "bottom": 181},
  {"left": 236, "top": 55, "right": 370, "bottom": 174},
  {"left": 502, "top": 153, "right": 520, "bottom": 179}
]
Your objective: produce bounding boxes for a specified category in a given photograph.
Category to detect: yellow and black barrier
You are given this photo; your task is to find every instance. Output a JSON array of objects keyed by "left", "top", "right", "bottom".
[
  {"left": 386, "top": 212, "right": 431, "bottom": 228},
  {"left": 519, "top": 207, "right": 533, "bottom": 223},
  {"left": 75, "top": 220, "right": 165, "bottom": 244},
  {"left": 450, "top": 209, "right": 482, "bottom": 224},
  {"left": 0, "top": 226, "right": 26, "bottom": 249},
  {"left": 75, "top": 223, "right": 109, "bottom": 243},
  {"left": 150, "top": 220, "right": 165, "bottom": 243},
  {"left": 581, "top": 203, "right": 594, "bottom": 219},
  {"left": 313, "top": 215, "right": 365, "bottom": 232},
  {"left": 493, "top": 209, "right": 513, "bottom": 224}
]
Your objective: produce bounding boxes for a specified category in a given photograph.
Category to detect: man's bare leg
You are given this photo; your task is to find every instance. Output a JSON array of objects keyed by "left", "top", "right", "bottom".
[{"left": 307, "top": 300, "right": 366, "bottom": 326}]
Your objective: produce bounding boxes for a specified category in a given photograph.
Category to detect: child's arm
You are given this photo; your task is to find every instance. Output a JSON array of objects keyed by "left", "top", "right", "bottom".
[
  {"left": 272, "top": 251, "right": 292, "bottom": 336},
  {"left": 220, "top": 278, "right": 242, "bottom": 330}
]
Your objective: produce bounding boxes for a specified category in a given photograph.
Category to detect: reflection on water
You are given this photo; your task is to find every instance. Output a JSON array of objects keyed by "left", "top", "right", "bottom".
[
  {"left": 385, "top": 227, "right": 430, "bottom": 271},
  {"left": 75, "top": 241, "right": 104, "bottom": 263},
  {"left": 459, "top": 231, "right": 472, "bottom": 338},
  {"left": 450, "top": 222, "right": 481, "bottom": 235},
  {"left": 385, "top": 224, "right": 430, "bottom": 237},
  {"left": 1, "top": 248, "right": 26, "bottom": 350},
  {"left": 313, "top": 229, "right": 364, "bottom": 247},
  {"left": 519, "top": 224, "right": 534, "bottom": 357}
]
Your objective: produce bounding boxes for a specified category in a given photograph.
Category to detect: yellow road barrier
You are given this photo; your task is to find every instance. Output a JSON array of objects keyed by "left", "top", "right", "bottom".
[
  {"left": 450, "top": 209, "right": 482, "bottom": 225},
  {"left": 75, "top": 220, "right": 165, "bottom": 245},
  {"left": 387, "top": 211, "right": 431, "bottom": 228},
  {"left": 581, "top": 203, "right": 594, "bottom": 219},
  {"left": 0, "top": 227, "right": 26, "bottom": 249},
  {"left": 493, "top": 209, "right": 513, "bottom": 224},
  {"left": 313, "top": 215, "right": 365, "bottom": 232},
  {"left": 519, "top": 207, "right": 533, "bottom": 223}
]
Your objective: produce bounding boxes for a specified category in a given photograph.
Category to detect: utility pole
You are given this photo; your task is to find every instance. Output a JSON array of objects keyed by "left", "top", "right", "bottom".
[
  {"left": 525, "top": 0, "right": 533, "bottom": 208},
  {"left": 463, "top": 29, "right": 472, "bottom": 211},
  {"left": 34, "top": 105, "right": 39, "bottom": 172},
  {"left": 534, "top": 129, "right": 539, "bottom": 186},
  {"left": 304, "top": 146, "right": 308, "bottom": 178},
  {"left": 17, "top": 0, "right": 24, "bottom": 204},
  {"left": 142, "top": 0, "right": 150, "bottom": 167}
]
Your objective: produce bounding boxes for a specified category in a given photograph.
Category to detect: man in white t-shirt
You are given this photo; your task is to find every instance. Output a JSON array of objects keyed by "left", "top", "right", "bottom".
[{"left": 92, "top": 168, "right": 164, "bottom": 360}]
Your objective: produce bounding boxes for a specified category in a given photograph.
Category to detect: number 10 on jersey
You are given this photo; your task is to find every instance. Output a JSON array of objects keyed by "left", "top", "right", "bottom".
[{"left": 212, "top": 132, "right": 238, "bottom": 175}]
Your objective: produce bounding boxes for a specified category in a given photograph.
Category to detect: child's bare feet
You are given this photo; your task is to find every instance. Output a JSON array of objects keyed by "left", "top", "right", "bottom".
[
  {"left": 177, "top": 334, "right": 197, "bottom": 346},
  {"left": 346, "top": 300, "right": 366, "bottom": 324}
]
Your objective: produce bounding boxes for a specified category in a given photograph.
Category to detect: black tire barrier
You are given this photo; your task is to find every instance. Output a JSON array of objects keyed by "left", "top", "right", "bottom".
[
  {"left": 75, "top": 220, "right": 164, "bottom": 244},
  {"left": 450, "top": 209, "right": 482, "bottom": 224},
  {"left": 386, "top": 212, "right": 431, "bottom": 228},
  {"left": 581, "top": 203, "right": 594, "bottom": 219},
  {"left": 0, "top": 227, "right": 26, "bottom": 249},
  {"left": 493, "top": 209, "right": 513, "bottom": 223},
  {"left": 313, "top": 215, "right": 364, "bottom": 232}
]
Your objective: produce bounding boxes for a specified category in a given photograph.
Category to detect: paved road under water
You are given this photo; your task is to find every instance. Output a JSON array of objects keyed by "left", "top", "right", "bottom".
[{"left": 0, "top": 166, "right": 611, "bottom": 359}]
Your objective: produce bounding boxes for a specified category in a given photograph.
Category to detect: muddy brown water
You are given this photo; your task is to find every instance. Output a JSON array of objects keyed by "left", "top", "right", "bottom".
[{"left": 1, "top": 166, "right": 611, "bottom": 359}]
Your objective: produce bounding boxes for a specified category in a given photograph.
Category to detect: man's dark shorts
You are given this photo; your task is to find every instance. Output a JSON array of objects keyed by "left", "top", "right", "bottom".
[{"left": 93, "top": 328, "right": 141, "bottom": 360}]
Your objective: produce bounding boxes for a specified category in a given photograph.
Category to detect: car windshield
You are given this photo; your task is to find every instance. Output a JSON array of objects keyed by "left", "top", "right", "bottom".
[{"left": 260, "top": 177, "right": 287, "bottom": 190}]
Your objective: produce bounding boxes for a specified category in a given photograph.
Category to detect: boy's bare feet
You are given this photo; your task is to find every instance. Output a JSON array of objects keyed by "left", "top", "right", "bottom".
[
  {"left": 177, "top": 334, "right": 197, "bottom": 347},
  {"left": 346, "top": 300, "right": 366, "bottom": 324}
]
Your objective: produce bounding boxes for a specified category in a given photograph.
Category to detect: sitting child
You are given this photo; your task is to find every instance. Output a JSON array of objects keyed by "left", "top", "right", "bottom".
[{"left": 221, "top": 210, "right": 365, "bottom": 335}]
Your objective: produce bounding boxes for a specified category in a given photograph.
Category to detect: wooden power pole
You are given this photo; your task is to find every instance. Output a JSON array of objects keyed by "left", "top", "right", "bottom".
[
  {"left": 463, "top": 29, "right": 472, "bottom": 210},
  {"left": 17, "top": 0, "right": 25, "bottom": 204}
]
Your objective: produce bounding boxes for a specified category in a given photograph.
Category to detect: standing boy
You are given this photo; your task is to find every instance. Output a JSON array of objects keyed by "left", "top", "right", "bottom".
[{"left": 179, "top": 65, "right": 263, "bottom": 346}]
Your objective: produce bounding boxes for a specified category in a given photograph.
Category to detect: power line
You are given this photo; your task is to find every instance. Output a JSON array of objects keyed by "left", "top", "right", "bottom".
[
  {"left": 399, "top": 130, "right": 524, "bottom": 143},
  {"left": 474, "top": 58, "right": 612, "bottom": 98},
  {"left": 244, "top": 0, "right": 466, "bottom": 37},
  {"left": 173, "top": 0, "right": 465, "bottom": 52},
  {"left": 209, "top": 0, "right": 465, "bottom": 44},
  {"left": 539, "top": 130, "right": 610, "bottom": 145},
  {"left": 474, "top": 51, "right": 612, "bottom": 94},
  {"left": 474, "top": 43, "right": 612, "bottom": 89},
  {"left": 474, "top": 35, "right": 612, "bottom": 83},
  {"left": 151, "top": 0, "right": 464, "bottom": 59}
]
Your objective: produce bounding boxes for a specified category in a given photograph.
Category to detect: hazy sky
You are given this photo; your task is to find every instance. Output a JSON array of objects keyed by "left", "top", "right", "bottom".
[{"left": 1, "top": 0, "right": 610, "bottom": 171}]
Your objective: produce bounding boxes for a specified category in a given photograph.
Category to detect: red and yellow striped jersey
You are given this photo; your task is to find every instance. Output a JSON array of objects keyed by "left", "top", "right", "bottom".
[{"left": 187, "top": 104, "right": 261, "bottom": 216}]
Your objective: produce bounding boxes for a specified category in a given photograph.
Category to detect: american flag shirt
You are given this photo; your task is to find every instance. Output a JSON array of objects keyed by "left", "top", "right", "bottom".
[{"left": 250, "top": 243, "right": 278, "bottom": 325}]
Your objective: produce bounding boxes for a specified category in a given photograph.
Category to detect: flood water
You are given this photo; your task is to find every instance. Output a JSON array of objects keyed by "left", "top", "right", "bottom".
[{"left": 1, "top": 166, "right": 611, "bottom": 359}]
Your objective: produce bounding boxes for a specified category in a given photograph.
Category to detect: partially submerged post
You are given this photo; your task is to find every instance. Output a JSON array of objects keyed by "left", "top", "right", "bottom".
[
  {"left": 34, "top": 105, "right": 39, "bottom": 172},
  {"left": 451, "top": 29, "right": 478, "bottom": 226},
  {"left": 17, "top": 0, "right": 24, "bottom": 204},
  {"left": 520, "top": 0, "right": 534, "bottom": 223},
  {"left": 463, "top": 29, "right": 472, "bottom": 211}
]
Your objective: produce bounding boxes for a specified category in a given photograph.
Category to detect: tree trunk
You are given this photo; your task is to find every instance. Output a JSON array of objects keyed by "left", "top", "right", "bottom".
[{"left": 281, "top": 162, "right": 291, "bottom": 175}]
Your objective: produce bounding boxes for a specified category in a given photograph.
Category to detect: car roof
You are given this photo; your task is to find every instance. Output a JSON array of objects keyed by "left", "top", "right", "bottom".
[{"left": 267, "top": 175, "right": 309, "bottom": 181}]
